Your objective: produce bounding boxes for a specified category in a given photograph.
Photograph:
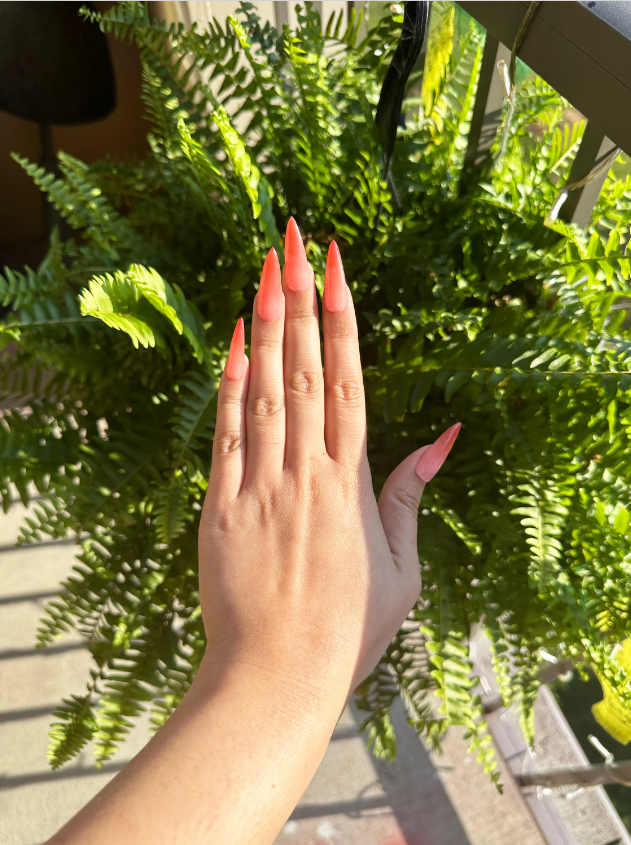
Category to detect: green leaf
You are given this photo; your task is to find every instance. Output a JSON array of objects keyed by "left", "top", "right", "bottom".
[
  {"left": 127, "top": 265, "right": 183, "bottom": 334},
  {"left": 79, "top": 273, "right": 158, "bottom": 349},
  {"left": 614, "top": 507, "right": 629, "bottom": 534},
  {"left": 444, "top": 369, "right": 470, "bottom": 402}
]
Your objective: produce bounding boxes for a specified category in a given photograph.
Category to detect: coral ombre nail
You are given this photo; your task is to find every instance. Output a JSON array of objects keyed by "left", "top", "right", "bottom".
[
  {"left": 324, "top": 241, "right": 348, "bottom": 313},
  {"left": 225, "top": 318, "right": 246, "bottom": 381},
  {"left": 284, "top": 217, "right": 312, "bottom": 292},
  {"left": 415, "top": 423, "right": 462, "bottom": 482},
  {"left": 257, "top": 248, "right": 282, "bottom": 322}
]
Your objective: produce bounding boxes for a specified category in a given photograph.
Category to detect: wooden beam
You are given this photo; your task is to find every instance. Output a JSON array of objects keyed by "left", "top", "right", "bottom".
[
  {"left": 560, "top": 127, "right": 617, "bottom": 228},
  {"left": 464, "top": 37, "right": 511, "bottom": 167},
  {"left": 518, "top": 762, "right": 631, "bottom": 789},
  {"left": 458, "top": 1, "right": 631, "bottom": 155}
]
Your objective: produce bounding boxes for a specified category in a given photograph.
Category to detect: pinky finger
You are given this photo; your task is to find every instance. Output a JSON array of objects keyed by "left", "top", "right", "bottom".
[{"left": 208, "top": 318, "right": 249, "bottom": 500}]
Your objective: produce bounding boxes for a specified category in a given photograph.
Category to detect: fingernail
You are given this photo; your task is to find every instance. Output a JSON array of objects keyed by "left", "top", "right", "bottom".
[
  {"left": 257, "top": 248, "right": 282, "bottom": 321},
  {"left": 324, "top": 241, "right": 348, "bottom": 313},
  {"left": 225, "top": 318, "right": 246, "bottom": 380},
  {"left": 284, "top": 217, "right": 313, "bottom": 292},
  {"left": 415, "top": 423, "right": 461, "bottom": 482}
]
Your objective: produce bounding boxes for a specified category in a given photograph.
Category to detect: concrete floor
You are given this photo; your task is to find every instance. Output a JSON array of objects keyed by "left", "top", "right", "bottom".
[{"left": 1, "top": 500, "right": 546, "bottom": 845}]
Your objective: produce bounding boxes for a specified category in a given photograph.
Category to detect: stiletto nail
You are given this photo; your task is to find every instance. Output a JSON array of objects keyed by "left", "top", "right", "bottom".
[
  {"left": 415, "top": 423, "right": 461, "bottom": 482},
  {"left": 284, "top": 217, "right": 313, "bottom": 292},
  {"left": 257, "top": 248, "right": 282, "bottom": 321},
  {"left": 225, "top": 318, "right": 246, "bottom": 380},
  {"left": 324, "top": 241, "right": 348, "bottom": 313}
]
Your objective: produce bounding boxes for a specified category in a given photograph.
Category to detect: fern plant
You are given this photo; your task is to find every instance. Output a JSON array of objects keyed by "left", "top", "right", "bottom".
[{"left": 2, "top": 2, "right": 631, "bottom": 788}]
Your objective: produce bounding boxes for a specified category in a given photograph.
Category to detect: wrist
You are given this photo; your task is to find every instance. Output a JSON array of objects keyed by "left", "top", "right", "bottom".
[{"left": 194, "top": 643, "right": 351, "bottom": 723}]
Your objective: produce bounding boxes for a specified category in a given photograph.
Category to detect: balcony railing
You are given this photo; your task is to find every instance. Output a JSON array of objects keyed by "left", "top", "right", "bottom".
[{"left": 454, "top": 1, "right": 631, "bottom": 227}]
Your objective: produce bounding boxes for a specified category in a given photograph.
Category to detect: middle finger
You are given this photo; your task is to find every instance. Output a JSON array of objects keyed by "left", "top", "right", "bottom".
[{"left": 282, "top": 218, "right": 325, "bottom": 470}]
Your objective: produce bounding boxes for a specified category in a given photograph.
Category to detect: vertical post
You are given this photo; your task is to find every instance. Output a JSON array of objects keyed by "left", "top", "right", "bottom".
[
  {"left": 463, "top": 38, "right": 511, "bottom": 168},
  {"left": 274, "top": 1, "right": 289, "bottom": 30},
  {"left": 560, "top": 122, "right": 615, "bottom": 228},
  {"left": 347, "top": 1, "right": 367, "bottom": 38}
]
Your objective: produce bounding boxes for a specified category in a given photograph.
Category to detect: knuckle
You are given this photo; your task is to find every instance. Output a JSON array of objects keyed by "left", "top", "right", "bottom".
[
  {"left": 286, "top": 369, "right": 324, "bottom": 399},
  {"left": 287, "top": 301, "right": 317, "bottom": 322},
  {"left": 255, "top": 334, "right": 283, "bottom": 352},
  {"left": 327, "top": 377, "right": 364, "bottom": 407},
  {"left": 213, "top": 432, "right": 242, "bottom": 455},
  {"left": 392, "top": 486, "right": 420, "bottom": 518},
  {"left": 200, "top": 503, "right": 234, "bottom": 537},
  {"left": 326, "top": 320, "right": 357, "bottom": 342},
  {"left": 250, "top": 394, "right": 285, "bottom": 419},
  {"left": 218, "top": 387, "right": 243, "bottom": 410}
]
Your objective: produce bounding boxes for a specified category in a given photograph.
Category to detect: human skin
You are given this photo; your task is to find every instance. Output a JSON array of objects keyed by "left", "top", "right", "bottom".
[{"left": 47, "top": 220, "right": 459, "bottom": 845}]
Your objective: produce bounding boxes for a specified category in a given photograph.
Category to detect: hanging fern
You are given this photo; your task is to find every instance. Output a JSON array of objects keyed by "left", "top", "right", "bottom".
[{"left": 2, "top": 0, "right": 631, "bottom": 783}]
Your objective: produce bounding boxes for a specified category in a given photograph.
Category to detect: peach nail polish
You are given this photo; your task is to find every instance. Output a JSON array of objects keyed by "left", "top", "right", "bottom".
[
  {"left": 324, "top": 241, "right": 348, "bottom": 313},
  {"left": 257, "top": 248, "right": 282, "bottom": 321},
  {"left": 415, "top": 423, "right": 461, "bottom": 482},
  {"left": 225, "top": 318, "right": 246, "bottom": 380},
  {"left": 284, "top": 217, "right": 313, "bottom": 292}
]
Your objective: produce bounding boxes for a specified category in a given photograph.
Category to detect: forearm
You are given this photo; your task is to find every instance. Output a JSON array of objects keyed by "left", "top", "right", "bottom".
[{"left": 47, "top": 653, "right": 348, "bottom": 845}]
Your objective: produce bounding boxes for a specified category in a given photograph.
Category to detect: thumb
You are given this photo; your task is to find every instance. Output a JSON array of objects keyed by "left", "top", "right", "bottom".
[{"left": 378, "top": 423, "right": 461, "bottom": 565}]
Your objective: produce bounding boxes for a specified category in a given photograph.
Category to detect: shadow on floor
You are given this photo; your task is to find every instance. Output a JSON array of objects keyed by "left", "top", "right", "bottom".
[
  {"left": 0, "top": 590, "right": 55, "bottom": 606},
  {"left": 364, "top": 698, "right": 471, "bottom": 845},
  {"left": 0, "top": 642, "right": 84, "bottom": 661},
  {"left": 0, "top": 704, "right": 57, "bottom": 724},
  {"left": 1, "top": 762, "right": 126, "bottom": 790},
  {"left": 287, "top": 696, "right": 470, "bottom": 845}
]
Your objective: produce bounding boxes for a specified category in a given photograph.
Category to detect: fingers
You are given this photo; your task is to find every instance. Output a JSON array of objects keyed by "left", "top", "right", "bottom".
[
  {"left": 209, "top": 318, "right": 250, "bottom": 499},
  {"left": 322, "top": 242, "right": 366, "bottom": 468},
  {"left": 378, "top": 446, "right": 428, "bottom": 568},
  {"left": 282, "top": 218, "right": 325, "bottom": 469},
  {"left": 245, "top": 248, "right": 286, "bottom": 485},
  {"left": 378, "top": 424, "right": 462, "bottom": 566},
  {"left": 415, "top": 423, "right": 461, "bottom": 482}
]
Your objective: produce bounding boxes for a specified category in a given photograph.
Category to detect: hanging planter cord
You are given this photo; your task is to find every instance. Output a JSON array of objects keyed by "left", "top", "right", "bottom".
[{"left": 376, "top": 1, "right": 430, "bottom": 213}]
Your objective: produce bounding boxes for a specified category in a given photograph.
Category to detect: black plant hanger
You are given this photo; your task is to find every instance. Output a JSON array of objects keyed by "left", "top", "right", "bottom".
[{"left": 376, "top": 1, "right": 430, "bottom": 212}]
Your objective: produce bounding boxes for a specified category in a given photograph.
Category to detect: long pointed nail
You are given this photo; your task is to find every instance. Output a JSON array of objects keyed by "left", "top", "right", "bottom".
[
  {"left": 225, "top": 318, "right": 246, "bottom": 380},
  {"left": 324, "top": 241, "right": 347, "bottom": 312},
  {"left": 257, "top": 248, "right": 282, "bottom": 321},
  {"left": 415, "top": 423, "right": 461, "bottom": 482},
  {"left": 284, "top": 217, "right": 313, "bottom": 292}
]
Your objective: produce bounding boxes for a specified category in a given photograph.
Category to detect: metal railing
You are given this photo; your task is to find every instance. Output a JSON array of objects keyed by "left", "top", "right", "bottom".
[{"left": 456, "top": 1, "right": 631, "bottom": 227}]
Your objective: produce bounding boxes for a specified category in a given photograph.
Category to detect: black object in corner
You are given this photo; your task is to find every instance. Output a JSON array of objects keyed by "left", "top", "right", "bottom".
[{"left": 376, "top": 1, "right": 430, "bottom": 212}]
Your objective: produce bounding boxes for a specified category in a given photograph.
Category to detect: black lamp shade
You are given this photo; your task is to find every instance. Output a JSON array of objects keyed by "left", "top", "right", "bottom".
[{"left": 0, "top": 2, "right": 116, "bottom": 125}]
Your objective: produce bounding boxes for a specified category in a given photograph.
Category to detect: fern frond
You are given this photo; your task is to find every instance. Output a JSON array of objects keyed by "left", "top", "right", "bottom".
[
  {"left": 48, "top": 693, "right": 98, "bottom": 769},
  {"left": 209, "top": 108, "right": 280, "bottom": 250},
  {"left": 171, "top": 368, "right": 221, "bottom": 458},
  {"left": 154, "top": 471, "right": 188, "bottom": 543}
]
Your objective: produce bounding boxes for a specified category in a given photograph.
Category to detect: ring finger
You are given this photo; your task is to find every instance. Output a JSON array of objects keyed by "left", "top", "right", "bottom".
[{"left": 245, "top": 248, "right": 286, "bottom": 486}]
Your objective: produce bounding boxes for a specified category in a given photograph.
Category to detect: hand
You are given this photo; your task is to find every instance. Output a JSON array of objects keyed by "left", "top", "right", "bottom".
[
  {"left": 199, "top": 219, "right": 460, "bottom": 703},
  {"left": 47, "top": 222, "right": 461, "bottom": 845}
]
